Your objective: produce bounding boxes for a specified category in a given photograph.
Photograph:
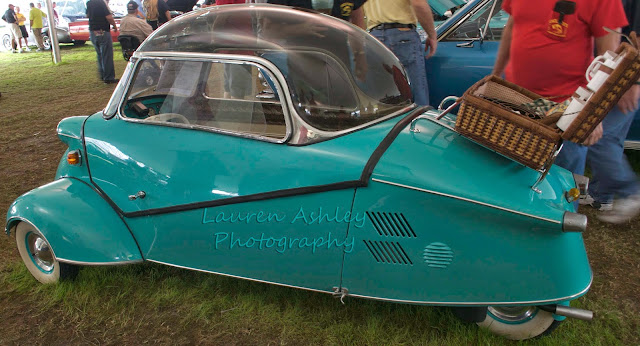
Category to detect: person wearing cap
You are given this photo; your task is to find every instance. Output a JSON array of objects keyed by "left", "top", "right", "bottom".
[
  {"left": 2, "top": 4, "right": 24, "bottom": 53},
  {"left": 120, "top": 1, "right": 153, "bottom": 44}
]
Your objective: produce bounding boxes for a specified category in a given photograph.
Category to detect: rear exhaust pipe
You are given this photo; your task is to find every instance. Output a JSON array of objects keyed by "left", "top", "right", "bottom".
[{"left": 539, "top": 305, "right": 594, "bottom": 321}]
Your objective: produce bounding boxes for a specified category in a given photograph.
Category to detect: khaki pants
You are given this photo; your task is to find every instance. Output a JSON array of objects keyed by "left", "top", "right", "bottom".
[{"left": 32, "top": 28, "right": 44, "bottom": 49}]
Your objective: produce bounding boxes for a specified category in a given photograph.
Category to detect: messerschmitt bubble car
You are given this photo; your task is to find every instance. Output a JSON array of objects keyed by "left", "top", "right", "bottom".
[{"left": 6, "top": 4, "right": 594, "bottom": 340}]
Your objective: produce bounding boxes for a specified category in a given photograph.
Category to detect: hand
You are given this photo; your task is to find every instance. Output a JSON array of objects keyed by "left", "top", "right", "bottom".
[
  {"left": 617, "top": 84, "right": 640, "bottom": 114},
  {"left": 424, "top": 37, "right": 437, "bottom": 59},
  {"left": 582, "top": 122, "right": 603, "bottom": 146},
  {"left": 112, "top": 25, "right": 118, "bottom": 32}
]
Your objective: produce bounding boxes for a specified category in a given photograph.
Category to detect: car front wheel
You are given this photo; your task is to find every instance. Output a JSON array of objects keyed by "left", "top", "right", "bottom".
[
  {"left": 73, "top": 40, "right": 86, "bottom": 46},
  {"left": 477, "top": 305, "right": 561, "bottom": 340},
  {"left": 2, "top": 33, "right": 11, "bottom": 51},
  {"left": 15, "top": 222, "right": 78, "bottom": 284}
]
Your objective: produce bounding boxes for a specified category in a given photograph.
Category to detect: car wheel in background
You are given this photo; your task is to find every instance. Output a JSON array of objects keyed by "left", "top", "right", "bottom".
[
  {"left": 73, "top": 40, "right": 86, "bottom": 46},
  {"left": 15, "top": 222, "right": 79, "bottom": 284},
  {"left": 477, "top": 305, "right": 560, "bottom": 340},
  {"left": 43, "top": 34, "right": 51, "bottom": 50},
  {"left": 2, "top": 33, "right": 11, "bottom": 51}
]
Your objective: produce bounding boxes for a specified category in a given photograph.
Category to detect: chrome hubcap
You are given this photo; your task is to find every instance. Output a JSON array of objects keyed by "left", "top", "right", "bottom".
[
  {"left": 27, "top": 233, "right": 54, "bottom": 272},
  {"left": 488, "top": 306, "right": 537, "bottom": 323}
]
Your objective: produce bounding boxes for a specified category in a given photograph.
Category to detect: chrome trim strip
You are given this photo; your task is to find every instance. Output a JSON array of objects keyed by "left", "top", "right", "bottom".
[
  {"left": 57, "top": 133, "right": 81, "bottom": 140},
  {"left": 147, "top": 259, "right": 334, "bottom": 295},
  {"left": 115, "top": 55, "right": 293, "bottom": 144},
  {"left": 348, "top": 277, "right": 592, "bottom": 306},
  {"left": 56, "top": 258, "right": 144, "bottom": 266},
  {"left": 371, "top": 178, "right": 562, "bottom": 225}
]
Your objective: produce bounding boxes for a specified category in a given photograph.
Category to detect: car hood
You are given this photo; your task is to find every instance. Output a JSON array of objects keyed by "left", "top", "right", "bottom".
[{"left": 371, "top": 117, "right": 576, "bottom": 222}]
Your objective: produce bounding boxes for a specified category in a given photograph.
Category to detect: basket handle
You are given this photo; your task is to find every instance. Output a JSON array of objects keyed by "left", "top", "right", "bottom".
[{"left": 436, "top": 96, "right": 462, "bottom": 120}]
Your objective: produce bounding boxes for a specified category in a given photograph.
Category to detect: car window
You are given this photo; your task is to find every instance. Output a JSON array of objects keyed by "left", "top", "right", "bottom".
[
  {"left": 443, "top": 0, "right": 507, "bottom": 42},
  {"left": 121, "top": 58, "right": 287, "bottom": 141}
]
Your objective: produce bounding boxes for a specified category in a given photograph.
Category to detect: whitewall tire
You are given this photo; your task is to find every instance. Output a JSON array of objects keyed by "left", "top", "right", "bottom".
[
  {"left": 477, "top": 306, "right": 560, "bottom": 340},
  {"left": 15, "top": 222, "right": 78, "bottom": 284}
]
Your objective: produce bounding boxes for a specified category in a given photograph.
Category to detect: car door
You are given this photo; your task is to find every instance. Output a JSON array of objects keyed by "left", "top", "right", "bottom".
[
  {"left": 82, "top": 57, "right": 389, "bottom": 292},
  {"left": 426, "top": 0, "right": 506, "bottom": 107}
]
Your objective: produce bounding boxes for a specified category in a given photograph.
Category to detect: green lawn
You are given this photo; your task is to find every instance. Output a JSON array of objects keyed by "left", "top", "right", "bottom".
[{"left": 0, "top": 45, "right": 639, "bottom": 345}]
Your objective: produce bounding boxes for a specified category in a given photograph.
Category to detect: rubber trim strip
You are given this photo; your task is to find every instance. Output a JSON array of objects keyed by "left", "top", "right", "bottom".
[{"left": 86, "top": 106, "right": 431, "bottom": 218}]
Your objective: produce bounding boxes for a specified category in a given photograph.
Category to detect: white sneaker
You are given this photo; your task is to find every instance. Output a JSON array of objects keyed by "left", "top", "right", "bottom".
[
  {"left": 24, "top": 47, "right": 31, "bottom": 51},
  {"left": 597, "top": 194, "right": 640, "bottom": 224},
  {"left": 579, "top": 194, "right": 613, "bottom": 211}
]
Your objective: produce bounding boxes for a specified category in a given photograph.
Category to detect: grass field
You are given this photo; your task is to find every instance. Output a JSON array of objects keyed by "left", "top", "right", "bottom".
[{"left": 0, "top": 45, "right": 639, "bottom": 345}]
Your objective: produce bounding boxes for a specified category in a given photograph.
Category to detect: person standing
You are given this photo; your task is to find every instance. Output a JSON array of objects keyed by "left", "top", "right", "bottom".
[
  {"left": 87, "top": 0, "right": 119, "bottom": 83},
  {"left": 491, "top": 1, "right": 630, "bottom": 210},
  {"left": 2, "top": 4, "right": 24, "bottom": 53},
  {"left": 120, "top": 1, "right": 153, "bottom": 44},
  {"left": 29, "top": 2, "right": 46, "bottom": 51},
  {"left": 581, "top": 0, "right": 640, "bottom": 223},
  {"left": 143, "top": 0, "right": 171, "bottom": 30},
  {"left": 15, "top": 6, "right": 30, "bottom": 51},
  {"left": 363, "top": 0, "right": 437, "bottom": 106}
]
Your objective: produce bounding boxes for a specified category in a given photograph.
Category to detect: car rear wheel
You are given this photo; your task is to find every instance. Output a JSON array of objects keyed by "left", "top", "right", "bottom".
[
  {"left": 477, "top": 305, "right": 560, "bottom": 340},
  {"left": 43, "top": 35, "right": 51, "bottom": 50},
  {"left": 15, "top": 222, "right": 79, "bottom": 284},
  {"left": 73, "top": 40, "right": 86, "bottom": 46}
]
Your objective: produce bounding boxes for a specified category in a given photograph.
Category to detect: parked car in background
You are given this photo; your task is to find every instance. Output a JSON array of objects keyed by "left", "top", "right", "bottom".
[
  {"left": 425, "top": 0, "right": 640, "bottom": 149},
  {"left": 68, "top": 17, "right": 122, "bottom": 44}
]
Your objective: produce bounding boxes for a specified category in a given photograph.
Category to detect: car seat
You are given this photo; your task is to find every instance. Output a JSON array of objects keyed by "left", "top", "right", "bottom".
[{"left": 118, "top": 35, "right": 141, "bottom": 61}]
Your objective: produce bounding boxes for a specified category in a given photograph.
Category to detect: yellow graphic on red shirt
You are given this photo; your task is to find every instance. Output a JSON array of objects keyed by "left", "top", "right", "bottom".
[
  {"left": 340, "top": 2, "right": 354, "bottom": 17},
  {"left": 547, "top": 18, "right": 568, "bottom": 38}
]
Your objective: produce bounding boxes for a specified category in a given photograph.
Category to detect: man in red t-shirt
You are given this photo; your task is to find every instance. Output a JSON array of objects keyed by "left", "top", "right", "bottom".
[{"left": 492, "top": 0, "right": 640, "bottom": 222}]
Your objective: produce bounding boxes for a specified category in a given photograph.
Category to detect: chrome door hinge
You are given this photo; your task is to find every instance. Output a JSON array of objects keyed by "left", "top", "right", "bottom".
[{"left": 332, "top": 287, "right": 349, "bottom": 305}]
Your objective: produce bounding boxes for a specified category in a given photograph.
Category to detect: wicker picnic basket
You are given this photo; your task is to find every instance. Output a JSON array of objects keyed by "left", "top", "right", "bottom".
[{"left": 455, "top": 42, "right": 640, "bottom": 171}]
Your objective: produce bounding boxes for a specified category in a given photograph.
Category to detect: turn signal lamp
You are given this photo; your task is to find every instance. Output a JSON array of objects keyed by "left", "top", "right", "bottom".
[
  {"left": 67, "top": 150, "right": 81, "bottom": 166},
  {"left": 565, "top": 188, "right": 580, "bottom": 203}
]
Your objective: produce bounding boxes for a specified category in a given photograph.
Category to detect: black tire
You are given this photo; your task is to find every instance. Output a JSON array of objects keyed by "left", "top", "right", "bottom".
[
  {"left": 73, "top": 40, "right": 86, "bottom": 46},
  {"left": 15, "top": 222, "right": 79, "bottom": 284}
]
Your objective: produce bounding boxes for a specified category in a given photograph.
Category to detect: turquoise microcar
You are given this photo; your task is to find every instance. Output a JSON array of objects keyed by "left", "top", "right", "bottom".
[{"left": 6, "top": 4, "right": 594, "bottom": 340}]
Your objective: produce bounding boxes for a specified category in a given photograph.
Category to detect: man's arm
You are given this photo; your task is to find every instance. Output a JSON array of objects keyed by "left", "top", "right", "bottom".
[
  {"left": 492, "top": 16, "right": 513, "bottom": 76},
  {"left": 350, "top": 7, "right": 365, "bottom": 30},
  {"left": 411, "top": 0, "right": 437, "bottom": 58},
  {"left": 106, "top": 14, "right": 118, "bottom": 31}
]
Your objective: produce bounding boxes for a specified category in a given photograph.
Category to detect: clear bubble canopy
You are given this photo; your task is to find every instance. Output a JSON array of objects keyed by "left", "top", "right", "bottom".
[{"left": 137, "top": 4, "right": 413, "bottom": 132}]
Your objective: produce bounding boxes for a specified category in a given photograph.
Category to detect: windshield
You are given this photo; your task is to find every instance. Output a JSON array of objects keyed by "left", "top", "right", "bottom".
[{"left": 138, "top": 4, "right": 412, "bottom": 132}]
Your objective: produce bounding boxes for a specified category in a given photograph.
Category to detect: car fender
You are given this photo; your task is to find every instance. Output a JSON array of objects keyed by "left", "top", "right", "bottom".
[{"left": 6, "top": 178, "right": 143, "bottom": 265}]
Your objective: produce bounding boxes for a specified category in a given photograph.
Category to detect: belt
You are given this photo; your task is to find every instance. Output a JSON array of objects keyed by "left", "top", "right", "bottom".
[{"left": 371, "top": 23, "right": 416, "bottom": 31}]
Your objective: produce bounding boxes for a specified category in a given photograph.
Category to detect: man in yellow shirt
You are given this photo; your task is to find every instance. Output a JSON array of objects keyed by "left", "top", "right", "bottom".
[
  {"left": 28, "top": 2, "right": 46, "bottom": 51},
  {"left": 15, "top": 6, "right": 30, "bottom": 51},
  {"left": 364, "top": 0, "right": 437, "bottom": 106}
]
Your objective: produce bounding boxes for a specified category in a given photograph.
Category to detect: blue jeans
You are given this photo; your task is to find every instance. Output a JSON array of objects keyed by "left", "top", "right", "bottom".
[
  {"left": 587, "top": 106, "right": 640, "bottom": 203},
  {"left": 555, "top": 106, "right": 640, "bottom": 202},
  {"left": 90, "top": 30, "right": 115, "bottom": 81},
  {"left": 370, "top": 28, "right": 429, "bottom": 106}
]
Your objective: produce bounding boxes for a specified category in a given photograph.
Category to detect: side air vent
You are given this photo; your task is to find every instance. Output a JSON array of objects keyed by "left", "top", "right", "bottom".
[
  {"left": 423, "top": 242, "right": 453, "bottom": 268},
  {"left": 366, "top": 212, "right": 416, "bottom": 237},
  {"left": 363, "top": 240, "right": 413, "bottom": 265}
]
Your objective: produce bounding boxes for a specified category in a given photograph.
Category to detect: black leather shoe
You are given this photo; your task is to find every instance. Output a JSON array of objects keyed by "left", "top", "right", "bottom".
[{"left": 104, "top": 79, "right": 120, "bottom": 84}]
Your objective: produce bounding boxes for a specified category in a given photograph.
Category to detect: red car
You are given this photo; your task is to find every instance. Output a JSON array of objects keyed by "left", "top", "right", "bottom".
[{"left": 69, "top": 18, "right": 121, "bottom": 43}]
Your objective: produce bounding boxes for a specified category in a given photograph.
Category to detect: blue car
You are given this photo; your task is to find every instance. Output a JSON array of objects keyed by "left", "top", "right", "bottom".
[
  {"left": 6, "top": 4, "right": 594, "bottom": 340},
  {"left": 425, "top": 0, "right": 640, "bottom": 149}
]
